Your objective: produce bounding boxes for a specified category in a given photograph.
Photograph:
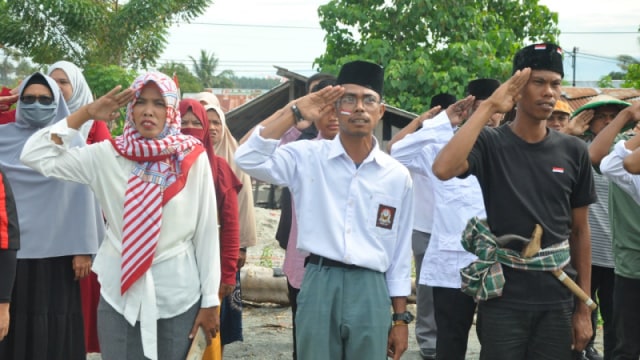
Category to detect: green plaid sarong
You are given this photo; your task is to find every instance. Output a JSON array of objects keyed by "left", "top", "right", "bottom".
[{"left": 460, "top": 217, "right": 571, "bottom": 301}]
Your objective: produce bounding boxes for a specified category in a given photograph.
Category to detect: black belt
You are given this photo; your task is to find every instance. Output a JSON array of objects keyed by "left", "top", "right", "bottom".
[{"left": 306, "top": 254, "right": 362, "bottom": 270}]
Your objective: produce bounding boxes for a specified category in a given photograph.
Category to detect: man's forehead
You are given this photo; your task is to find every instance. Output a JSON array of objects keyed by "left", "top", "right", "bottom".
[{"left": 529, "top": 69, "right": 562, "bottom": 81}]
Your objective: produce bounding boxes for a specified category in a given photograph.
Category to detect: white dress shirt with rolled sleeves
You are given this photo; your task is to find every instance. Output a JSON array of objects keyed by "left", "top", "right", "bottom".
[
  {"left": 235, "top": 127, "right": 414, "bottom": 297},
  {"left": 391, "top": 112, "right": 484, "bottom": 289},
  {"left": 20, "top": 119, "right": 220, "bottom": 360},
  {"left": 600, "top": 139, "right": 640, "bottom": 204}
]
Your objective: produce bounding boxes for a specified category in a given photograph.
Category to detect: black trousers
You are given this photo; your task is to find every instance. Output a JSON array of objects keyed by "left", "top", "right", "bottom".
[
  {"left": 590, "top": 265, "right": 616, "bottom": 360},
  {"left": 612, "top": 274, "right": 640, "bottom": 360},
  {"left": 432, "top": 287, "right": 476, "bottom": 360},
  {"left": 287, "top": 281, "right": 300, "bottom": 360},
  {"left": 477, "top": 303, "right": 573, "bottom": 360}
]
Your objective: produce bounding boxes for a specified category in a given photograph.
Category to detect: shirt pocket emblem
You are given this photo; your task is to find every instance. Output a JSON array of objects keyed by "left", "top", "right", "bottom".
[{"left": 376, "top": 204, "right": 396, "bottom": 230}]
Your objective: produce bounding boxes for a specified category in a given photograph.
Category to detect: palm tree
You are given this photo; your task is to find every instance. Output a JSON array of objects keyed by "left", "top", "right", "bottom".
[{"left": 189, "top": 50, "right": 235, "bottom": 88}]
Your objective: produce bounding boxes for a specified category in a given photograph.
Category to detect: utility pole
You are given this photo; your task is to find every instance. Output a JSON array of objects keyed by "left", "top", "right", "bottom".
[{"left": 572, "top": 47, "right": 578, "bottom": 87}]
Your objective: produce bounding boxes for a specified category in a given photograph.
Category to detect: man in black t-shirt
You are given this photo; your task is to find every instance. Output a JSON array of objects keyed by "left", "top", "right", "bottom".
[{"left": 433, "top": 43, "right": 596, "bottom": 360}]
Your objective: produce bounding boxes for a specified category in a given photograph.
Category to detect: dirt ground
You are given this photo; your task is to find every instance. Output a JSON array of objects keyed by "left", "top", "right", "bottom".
[
  {"left": 88, "top": 207, "right": 603, "bottom": 359},
  {"left": 223, "top": 302, "right": 481, "bottom": 360}
]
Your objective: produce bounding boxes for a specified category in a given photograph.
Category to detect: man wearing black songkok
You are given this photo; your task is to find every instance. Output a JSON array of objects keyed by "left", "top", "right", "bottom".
[
  {"left": 235, "top": 60, "right": 414, "bottom": 360},
  {"left": 433, "top": 43, "right": 596, "bottom": 359}
]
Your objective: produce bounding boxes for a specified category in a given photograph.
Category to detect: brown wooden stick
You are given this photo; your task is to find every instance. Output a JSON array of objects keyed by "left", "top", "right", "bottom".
[
  {"left": 552, "top": 270, "right": 598, "bottom": 311},
  {"left": 520, "top": 224, "right": 598, "bottom": 311}
]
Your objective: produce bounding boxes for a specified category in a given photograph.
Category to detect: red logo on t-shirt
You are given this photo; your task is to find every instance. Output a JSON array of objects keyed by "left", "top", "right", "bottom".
[{"left": 552, "top": 167, "right": 565, "bottom": 173}]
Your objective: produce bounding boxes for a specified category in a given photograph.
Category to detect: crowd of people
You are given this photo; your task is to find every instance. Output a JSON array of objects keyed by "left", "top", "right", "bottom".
[{"left": 0, "top": 41, "right": 639, "bottom": 360}]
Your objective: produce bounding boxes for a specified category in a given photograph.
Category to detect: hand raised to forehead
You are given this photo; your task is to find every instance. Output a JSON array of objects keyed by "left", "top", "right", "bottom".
[
  {"left": 623, "top": 101, "right": 640, "bottom": 122},
  {"left": 86, "top": 85, "right": 135, "bottom": 120},
  {"left": 563, "top": 109, "right": 593, "bottom": 136},
  {"left": 487, "top": 68, "right": 532, "bottom": 113},
  {"left": 296, "top": 85, "right": 345, "bottom": 122},
  {"left": 446, "top": 95, "right": 475, "bottom": 127}
]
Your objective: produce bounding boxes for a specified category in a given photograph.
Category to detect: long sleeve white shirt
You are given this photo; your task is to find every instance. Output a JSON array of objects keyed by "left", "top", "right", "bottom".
[
  {"left": 20, "top": 119, "right": 220, "bottom": 360},
  {"left": 235, "top": 127, "right": 414, "bottom": 296},
  {"left": 600, "top": 139, "right": 640, "bottom": 204},
  {"left": 391, "top": 112, "right": 484, "bottom": 288}
]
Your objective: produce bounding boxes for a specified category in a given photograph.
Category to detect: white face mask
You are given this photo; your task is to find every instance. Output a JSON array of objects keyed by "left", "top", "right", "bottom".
[{"left": 20, "top": 103, "right": 57, "bottom": 128}]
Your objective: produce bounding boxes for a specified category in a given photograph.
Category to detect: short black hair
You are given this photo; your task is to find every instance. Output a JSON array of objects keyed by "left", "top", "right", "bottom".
[{"left": 306, "top": 73, "right": 335, "bottom": 93}]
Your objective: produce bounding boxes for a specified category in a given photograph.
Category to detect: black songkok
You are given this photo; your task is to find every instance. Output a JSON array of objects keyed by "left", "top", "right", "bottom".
[
  {"left": 430, "top": 93, "right": 457, "bottom": 109},
  {"left": 336, "top": 60, "right": 384, "bottom": 97},
  {"left": 512, "top": 43, "right": 564, "bottom": 78}
]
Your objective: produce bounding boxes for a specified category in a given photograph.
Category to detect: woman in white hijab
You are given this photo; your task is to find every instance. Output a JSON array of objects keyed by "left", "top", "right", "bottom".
[{"left": 48, "top": 61, "right": 112, "bottom": 143}]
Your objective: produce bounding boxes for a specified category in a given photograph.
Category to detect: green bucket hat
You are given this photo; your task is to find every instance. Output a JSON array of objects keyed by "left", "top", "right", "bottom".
[{"left": 573, "top": 94, "right": 632, "bottom": 135}]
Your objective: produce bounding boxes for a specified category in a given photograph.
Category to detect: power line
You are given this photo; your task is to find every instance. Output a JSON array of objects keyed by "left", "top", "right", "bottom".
[
  {"left": 178, "top": 21, "right": 321, "bottom": 30},
  {"left": 562, "top": 31, "right": 639, "bottom": 34}
]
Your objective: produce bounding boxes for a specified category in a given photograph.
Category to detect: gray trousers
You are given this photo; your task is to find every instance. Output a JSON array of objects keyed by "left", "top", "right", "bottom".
[
  {"left": 413, "top": 230, "right": 437, "bottom": 351},
  {"left": 296, "top": 263, "right": 391, "bottom": 360},
  {"left": 97, "top": 296, "right": 200, "bottom": 360}
]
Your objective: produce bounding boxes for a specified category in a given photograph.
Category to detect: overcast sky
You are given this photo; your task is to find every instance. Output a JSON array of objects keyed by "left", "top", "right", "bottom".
[{"left": 161, "top": 0, "right": 640, "bottom": 82}]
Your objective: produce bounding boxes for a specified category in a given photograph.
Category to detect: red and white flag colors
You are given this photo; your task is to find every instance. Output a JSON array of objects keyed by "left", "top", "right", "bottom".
[{"left": 120, "top": 175, "right": 163, "bottom": 294}]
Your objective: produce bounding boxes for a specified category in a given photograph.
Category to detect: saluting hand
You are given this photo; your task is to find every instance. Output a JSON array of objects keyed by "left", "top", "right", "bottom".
[
  {"left": 562, "top": 109, "right": 593, "bottom": 136},
  {"left": 446, "top": 96, "right": 475, "bottom": 127},
  {"left": 84, "top": 85, "right": 135, "bottom": 122},
  {"left": 295, "top": 86, "right": 345, "bottom": 123},
  {"left": 485, "top": 68, "right": 532, "bottom": 114}
]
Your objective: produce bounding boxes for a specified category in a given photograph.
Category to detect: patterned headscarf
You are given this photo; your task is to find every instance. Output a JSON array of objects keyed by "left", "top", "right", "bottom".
[{"left": 111, "top": 71, "right": 203, "bottom": 294}]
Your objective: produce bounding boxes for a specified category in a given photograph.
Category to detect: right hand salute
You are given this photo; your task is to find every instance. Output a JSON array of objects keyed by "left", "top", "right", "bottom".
[
  {"left": 446, "top": 96, "right": 475, "bottom": 127},
  {"left": 485, "top": 68, "right": 532, "bottom": 114},
  {"left": 294, "top": 85, "right": 344, "bottom": 123},
  {"left": 84, "top": 85, "right": 135, "bottom": 122},
  {"left": 563, "top": 109, "right": 593, "bottom": 136}
]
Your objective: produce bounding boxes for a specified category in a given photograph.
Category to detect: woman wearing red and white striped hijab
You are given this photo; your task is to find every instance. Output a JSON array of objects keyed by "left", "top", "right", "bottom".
[{"left": 21, "top": 71, "right": 221, "bottom": 360}]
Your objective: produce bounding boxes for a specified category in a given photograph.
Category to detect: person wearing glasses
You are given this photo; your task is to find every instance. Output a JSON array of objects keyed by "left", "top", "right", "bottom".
[
  {"left": 0, "top": 72, "right": 104, "bottom": 359},
  {"left": 235, "top": 60, "right": 414, "bottom": 360}
]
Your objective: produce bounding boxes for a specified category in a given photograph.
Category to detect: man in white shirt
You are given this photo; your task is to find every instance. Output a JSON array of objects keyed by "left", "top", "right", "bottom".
[
  {"left": 386, "top": 92, "right": 456, "bottom": 360},
  {"left": 235, "top": 60, "right": 414, "bottom": 360},
  {"left": 389, "top": 79, "right": 500, "bottom": 360}
]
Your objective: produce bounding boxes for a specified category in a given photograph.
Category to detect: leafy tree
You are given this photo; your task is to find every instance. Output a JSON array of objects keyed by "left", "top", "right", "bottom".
[
  {"left": 0, "top": 0, "right": 211, "bottom": 69},
  {"left": 83, "top": 64, "right": 137, "bottom": 136},
  {"left": 315, "top": 0, "right": 559, "bottom": 113},
  {"left": 189, "top": 50, "right": 235, "bottom": 88},
  {"left": 158, "top": 62, "right": 203, "bottom": 94},
  {"left": 15, "top": 59, "right": 39, "bottom": 79},
  {"left": 0, "top": 56, "right": 16, "bottom": 85},
  {"left": 622, "top": 63, "right": 640, "bottom": 89}
]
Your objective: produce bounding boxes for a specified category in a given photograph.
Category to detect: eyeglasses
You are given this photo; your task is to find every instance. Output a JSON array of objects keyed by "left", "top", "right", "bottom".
[
  {"left": 338, "top": 94, "right": 380, "bottom": 111},
  {"left": 21, "top": 95, "right": 54, "bottom": 105}
]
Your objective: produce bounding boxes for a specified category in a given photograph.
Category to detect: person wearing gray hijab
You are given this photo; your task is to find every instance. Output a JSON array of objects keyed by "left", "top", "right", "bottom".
[{"left": 0, "top": 72, "right": 104, "bottom": 359}]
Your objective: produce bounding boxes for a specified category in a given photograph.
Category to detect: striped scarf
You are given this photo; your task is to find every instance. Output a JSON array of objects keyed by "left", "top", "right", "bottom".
[{"left": 111, "top": 72, "right": 201, "bottom": 294}]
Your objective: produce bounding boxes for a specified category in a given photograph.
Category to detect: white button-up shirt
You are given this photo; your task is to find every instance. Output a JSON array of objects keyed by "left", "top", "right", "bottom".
[
  {"left": 236, "top": 127, "right": 414, "bottom": 296},
  {"left": 21, "top": 119, "right": 220, "bottom": 360},
  {"left": 600, "top": 139, "right": 640, "bottom": 204},
  {"left": 391, "top": 112, "right": 484, "bottom": 288}
]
